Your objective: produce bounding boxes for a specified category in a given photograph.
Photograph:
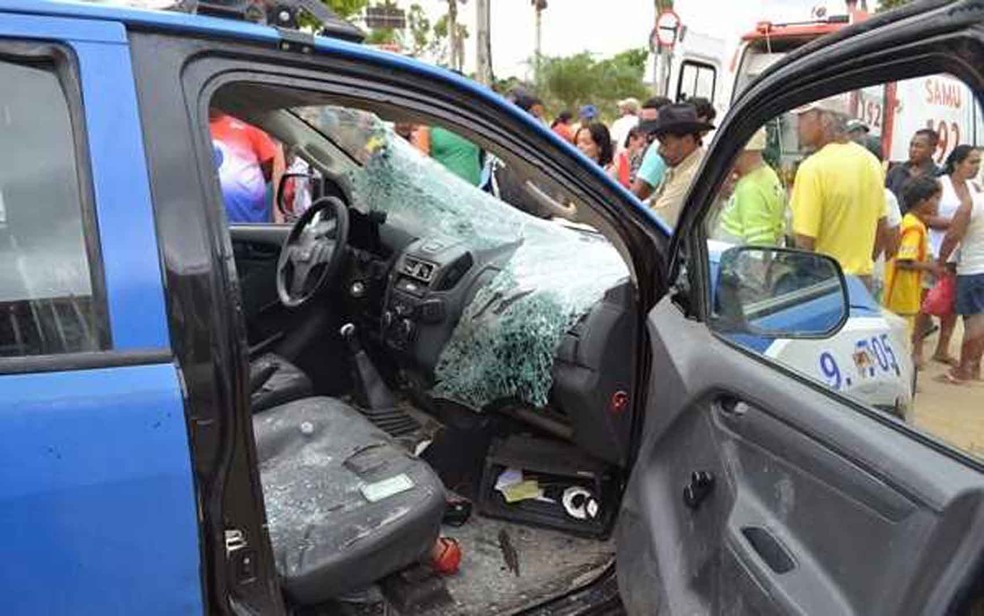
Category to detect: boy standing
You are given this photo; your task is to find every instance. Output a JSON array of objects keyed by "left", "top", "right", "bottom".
[{"left": 883, "top": 176, "right": 945, "bottom": 365}]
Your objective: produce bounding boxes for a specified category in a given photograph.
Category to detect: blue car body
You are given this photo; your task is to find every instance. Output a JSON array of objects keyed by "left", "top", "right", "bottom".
[{"left": 0, "top": 3, "right": 653, "bottom": 612}]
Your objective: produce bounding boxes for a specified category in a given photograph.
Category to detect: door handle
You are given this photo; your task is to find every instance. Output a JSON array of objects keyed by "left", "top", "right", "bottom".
[
  {"left": 741, "top": 526, "right": 795, "bottom": 574},
  {"left": 683, "top": 470, "right": 715, "bottom": 510},
  {"left": 247, "top": 244, "right": 280, "bottom": 259},
  {"left": 718, "top": 396, "right": 749, "bottom": 417}
]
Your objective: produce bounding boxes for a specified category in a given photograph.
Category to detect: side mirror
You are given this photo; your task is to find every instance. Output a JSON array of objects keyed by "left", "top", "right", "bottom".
[
  {"left": 277, "top": 172, "right": 320, "bottom": 221},
  {"left": 710, "top": 245, "right": 849, "bottom": 339}
]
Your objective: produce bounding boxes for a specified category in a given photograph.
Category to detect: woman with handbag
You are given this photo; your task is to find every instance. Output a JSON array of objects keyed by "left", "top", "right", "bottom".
[
  {"left": 920, "top": 146, "right": 982, "bottom": 366},
  {"left": 935, "top": 150, "right": 984, "bottom": 384}
]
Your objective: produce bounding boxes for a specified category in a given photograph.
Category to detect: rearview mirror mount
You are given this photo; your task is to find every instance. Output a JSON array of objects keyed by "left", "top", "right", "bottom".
[{"left": 276, "top": 172, "right": 319, "bottom": 221}]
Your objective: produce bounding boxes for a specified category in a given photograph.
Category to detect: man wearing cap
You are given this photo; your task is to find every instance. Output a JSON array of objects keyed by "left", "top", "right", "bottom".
[
  {"left": 715, "top": 128, "right": 787, "bottom": 245},
  {"left": 610, "top": 98, "right": 640, "bottom": 155},
  {"left": 645, "top": 103, "right": 713, "bottom": 227},
  {"left": 790, "top": 98, "right": 886, "bottom": 279},
  {"left": 631, "top": 96, "right": 672, "bottom": 200},
  {"left": 846, "top": 118, "right": 869, "bottom": 143},
  {"left": 846, "top": 118, "right": 883, "bottom": 161}
]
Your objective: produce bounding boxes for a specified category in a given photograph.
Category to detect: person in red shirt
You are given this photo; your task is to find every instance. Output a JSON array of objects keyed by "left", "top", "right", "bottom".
[
  {"left": 209, "top": 110, "right": 281, "bottom": 223},
  {"left": 551, "top": 111, "right": 574, "bottom": 143}
]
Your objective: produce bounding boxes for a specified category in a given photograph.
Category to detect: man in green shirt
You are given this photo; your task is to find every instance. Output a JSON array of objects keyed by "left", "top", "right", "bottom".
[
  {"left": 716, "top": 128, "right": 787, "bottom": 245},
  {"left": 428, "top": 126, "right": 482, "bottom": 186}
]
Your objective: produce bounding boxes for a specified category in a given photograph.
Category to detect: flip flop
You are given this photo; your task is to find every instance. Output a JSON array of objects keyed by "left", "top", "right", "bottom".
[
  {"left": 934, "top": 372, "right": 969, "bottom": 386},
  {"left": 931, "top": 354, "right": 960, "bottom": 367},
  {"left": 921, "top": 324, "right": 940, "bottom": 340}
]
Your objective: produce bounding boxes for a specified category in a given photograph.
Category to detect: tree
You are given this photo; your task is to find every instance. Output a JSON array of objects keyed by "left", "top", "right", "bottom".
[
  {"left": 536, "top": 49, "right": 651, "bottom": 120},
  {"left": 365, "top": 27, "right": 399, "bottom": 44},
  {"left": 321, "top": 0, "right": 370, "bottom": 20},
  {"left": 404, "top": 3, "right": 432, "bottom": 56},
  {"left": 432, "top": 13, "right": 469, "bottom": 69},
  {"left": 317, "top": 0, "right": 467, "bottom": 68},
  {"left": 876, "top": 0, "right": 911, "bottom": 11}
]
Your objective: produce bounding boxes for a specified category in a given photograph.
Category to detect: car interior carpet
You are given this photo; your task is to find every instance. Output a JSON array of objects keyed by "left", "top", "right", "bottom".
[{"left": 401, "top": 515, "right": 615, "bottom": 616}]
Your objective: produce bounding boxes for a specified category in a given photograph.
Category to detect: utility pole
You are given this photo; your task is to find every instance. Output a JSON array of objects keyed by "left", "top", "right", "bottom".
[
  {"left": 476, "top": 0, "right": 492, "bottom": 84},
  {"left": 532, "top": 0, "right": 546, "bottom": 83},
  {"left": 447, "top": 0, "right": 458, "bottom": 71}
]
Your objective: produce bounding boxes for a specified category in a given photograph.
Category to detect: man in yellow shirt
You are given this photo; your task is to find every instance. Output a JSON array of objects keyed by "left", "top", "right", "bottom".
[{"left": 790, "top": 99, "right": 887, "bottom": 280}]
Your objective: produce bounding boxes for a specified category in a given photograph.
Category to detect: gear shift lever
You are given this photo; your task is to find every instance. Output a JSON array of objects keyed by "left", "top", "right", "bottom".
[{"left": 340, "top": 322, "right": 397, "bottom": 411}]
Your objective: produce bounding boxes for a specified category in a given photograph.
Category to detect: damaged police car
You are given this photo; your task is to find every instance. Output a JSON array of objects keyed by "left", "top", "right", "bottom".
[{"left": 2, "top": 1, "right": 984, "bottom": 615}]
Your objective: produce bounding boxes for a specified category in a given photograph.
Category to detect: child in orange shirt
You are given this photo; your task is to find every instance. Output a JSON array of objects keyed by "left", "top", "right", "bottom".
[{"left": 883, "top": 176, "right": 944, "bottom": 365}]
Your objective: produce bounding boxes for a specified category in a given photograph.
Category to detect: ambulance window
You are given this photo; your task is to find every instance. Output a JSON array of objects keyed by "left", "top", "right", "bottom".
[{"left": 677, "top": 60, "right": 716, "bottom": 103}]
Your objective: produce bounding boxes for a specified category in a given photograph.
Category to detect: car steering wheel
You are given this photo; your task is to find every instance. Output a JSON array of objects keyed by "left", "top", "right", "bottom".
[{"left": 276, "top": 196, "right": 350, "bottom": 308}]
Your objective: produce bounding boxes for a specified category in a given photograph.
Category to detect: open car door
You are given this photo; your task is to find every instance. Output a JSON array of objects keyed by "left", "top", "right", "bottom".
[{"left": 616, "top": 2, "right": 984, "bottom": 614}]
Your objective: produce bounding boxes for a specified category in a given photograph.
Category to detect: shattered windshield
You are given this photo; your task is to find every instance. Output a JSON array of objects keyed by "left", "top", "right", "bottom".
[{"left": 294, "top": 106, "right": 630, "bottom": 409}]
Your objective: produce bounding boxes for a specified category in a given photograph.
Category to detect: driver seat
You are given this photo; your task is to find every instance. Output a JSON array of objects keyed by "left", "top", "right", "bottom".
[
  {"left": 249, "top": 353, "right": 313, "bottom": 413},
  {"left": 253, "top": 397, "right": 446, "bottom": 605}
]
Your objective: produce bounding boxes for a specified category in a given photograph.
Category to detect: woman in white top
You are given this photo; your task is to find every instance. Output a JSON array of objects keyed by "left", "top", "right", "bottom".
[
  {"left": 920, "top": 146, "right": 982, "bottom": 366},
  {"left": 936, "top": 147, "right": 984, "bottom": 384}
]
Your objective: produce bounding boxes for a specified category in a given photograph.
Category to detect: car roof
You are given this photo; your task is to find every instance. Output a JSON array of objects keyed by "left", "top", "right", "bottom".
[
  {"left": 0, "top": 1, "right": 472, "bottom": 110},
  {"left": 3, "top": 0, "right": 292, "bottom": 45}
]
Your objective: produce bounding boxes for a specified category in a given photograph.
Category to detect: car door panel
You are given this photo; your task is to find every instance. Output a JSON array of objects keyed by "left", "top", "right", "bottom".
[
  {"left": 230, "top": 223, "right": 290, "bottom": 331},
  {"left": 0, "top": 14, "right": 203, "bottom": 614},
  {"left": 620, "top": 3, "right": 984, "bottom": 613},
  {"left": 617, "top": 299, "right": 984, "bottom": 615},
  {"left": 1, "top": 363, "right": 202, "bottom": 615}
]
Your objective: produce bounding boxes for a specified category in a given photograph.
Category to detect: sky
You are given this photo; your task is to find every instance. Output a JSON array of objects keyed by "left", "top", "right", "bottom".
[
  {"left": 105, "top": 0, "right": 875, "bottom": 78},
  {"left": 415, "top": 0, "right": 859, "bottom": 78}
]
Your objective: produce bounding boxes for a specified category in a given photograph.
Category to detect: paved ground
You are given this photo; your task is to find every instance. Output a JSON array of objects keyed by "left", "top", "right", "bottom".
[{"left": 909, "top": 321, "right": 984, "bottom": 460}]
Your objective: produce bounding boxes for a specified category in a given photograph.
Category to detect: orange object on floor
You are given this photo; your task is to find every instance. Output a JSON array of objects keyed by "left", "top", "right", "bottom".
[{"left": 429, "top": 537, "right": 461, "bottom": 574}]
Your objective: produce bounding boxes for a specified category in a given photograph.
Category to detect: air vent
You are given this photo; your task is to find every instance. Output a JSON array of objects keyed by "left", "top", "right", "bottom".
[{"left": 402, "top": 257, "right": 436, "bottom": 284}]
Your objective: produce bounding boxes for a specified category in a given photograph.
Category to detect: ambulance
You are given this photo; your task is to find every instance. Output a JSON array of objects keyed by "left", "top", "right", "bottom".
[{"left": 676, "top": 1, "right": 984, "bottom": 165}]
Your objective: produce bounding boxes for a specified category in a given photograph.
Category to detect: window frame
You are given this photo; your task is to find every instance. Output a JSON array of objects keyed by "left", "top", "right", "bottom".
[
  {"left": 0, "top": 41, "right": 111, "bottom": 372},
  {"left": 676, "top": 59, "right": 717, "bottom": 104},
  {"left": 673, "top": 42, "right": 984, "bottom": 471}
]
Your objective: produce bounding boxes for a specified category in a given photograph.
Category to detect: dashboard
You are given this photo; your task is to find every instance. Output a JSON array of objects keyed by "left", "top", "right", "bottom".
[
  {"left": 336, "top": 207, "right": 638, "bottom": 467},
  {"left": 339, "top": 209, "right": 512, "bottom": 374}
]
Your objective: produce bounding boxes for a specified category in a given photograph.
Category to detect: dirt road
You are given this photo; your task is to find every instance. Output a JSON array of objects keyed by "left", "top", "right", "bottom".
[{"left": 909, "top": 322, "right": 984, "bottom": 459}]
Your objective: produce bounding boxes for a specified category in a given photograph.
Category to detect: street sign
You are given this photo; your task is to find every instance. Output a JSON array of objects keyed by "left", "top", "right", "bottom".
[
  {"left": 654, "top": 9, "right": 681, "bottom": 50},
  {"left": 366, "top": 4, "right": 406, "bottom": 29}
]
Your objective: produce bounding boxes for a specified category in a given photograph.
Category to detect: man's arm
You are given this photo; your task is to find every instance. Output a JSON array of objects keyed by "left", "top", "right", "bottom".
[
  {"left": 872, "top": 216, "right": 899, "bottom": 261},
  {"left": 794, "top": 234, "right": 816, "bottom": 251},
  {"left": 632, "top": 144, "right": 664, "bottom": 200},
  {"left": 896, "top": 258, "right": 944, "bottom": 277},
  {"left": 270, "top": 146, "right": 286, "bottom": 224},
  {"left": 631, "top": 179, "right": 654, "bottom": 200},
  {"left": 924, "top": 214, "right": 951, "bottom": 231},
  {"left": 789, "top": 161, "right": 821, "bottom": 252},
  {"left": 412, "top": 126, "right": 431, "bottom": 155}
]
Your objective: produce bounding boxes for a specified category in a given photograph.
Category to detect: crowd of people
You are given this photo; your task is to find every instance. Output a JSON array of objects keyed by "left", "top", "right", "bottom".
[
  {"left": 706, "top": 96, "right": 983, "bottom": 387},
  {"left": 207, "top": 89, "right": 983, "bottom": 387},
  {"left": 884, "top": 143, "right": 984, "bottom": 385},
  {"left": 536, "top": 94, "right": 719, "bottom": 229}
]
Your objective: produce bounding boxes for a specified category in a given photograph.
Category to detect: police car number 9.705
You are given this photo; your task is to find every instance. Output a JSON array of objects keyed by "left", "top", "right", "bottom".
[{"left": 818, "top": 334, "right": 901, "bottom": 391}]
